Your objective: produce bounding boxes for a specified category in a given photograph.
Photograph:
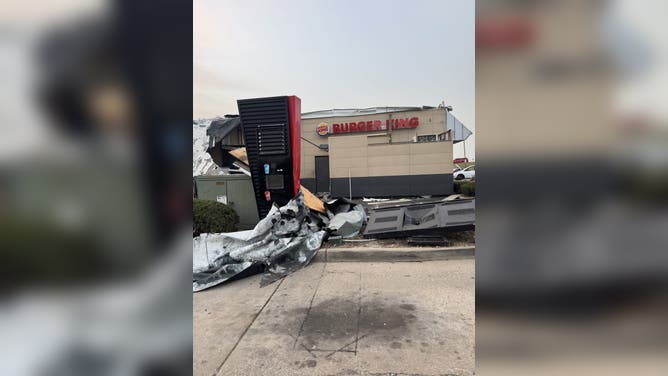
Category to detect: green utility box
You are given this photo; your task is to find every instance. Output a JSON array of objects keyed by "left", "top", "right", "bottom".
[{"left": 194, "top": 174, "right": 260, "bottom": 230}]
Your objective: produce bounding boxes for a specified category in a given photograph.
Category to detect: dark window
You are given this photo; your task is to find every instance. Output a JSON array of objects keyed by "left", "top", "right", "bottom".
[
  {"left": 417, "top": 134, "right": 437, "bottom": 142},
  {"left": 438, "top": 132, "right": 451, "bottom": 141}
]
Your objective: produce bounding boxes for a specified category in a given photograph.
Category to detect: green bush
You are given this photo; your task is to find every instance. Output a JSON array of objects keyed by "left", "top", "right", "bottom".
[
  {"left": 0, "top": 216, "right": 106, "bottom": 291},
  {"left": 193, "top": 199, "right": 238, "bottom": 236},
  {"left": 454, "top": 181, "right": 475, "bottom": 197}
]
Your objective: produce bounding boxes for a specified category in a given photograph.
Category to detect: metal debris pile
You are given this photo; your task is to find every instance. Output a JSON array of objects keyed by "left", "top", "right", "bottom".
[
  {"left": 363, "top": 196, "right": 475, "bottom": 239},
  {"left": 193, "top": 192, "right": 365, "bottom": 292}
]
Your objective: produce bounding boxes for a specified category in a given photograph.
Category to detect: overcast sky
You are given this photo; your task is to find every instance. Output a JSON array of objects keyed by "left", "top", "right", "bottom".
[{"left": 194, "top": 0, "right": 475, "bottom": 157}]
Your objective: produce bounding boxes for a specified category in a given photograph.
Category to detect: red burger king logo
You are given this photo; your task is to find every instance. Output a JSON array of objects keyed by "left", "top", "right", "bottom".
[{"left": 316, "top": 122, "right": 329, "bottom": 136}]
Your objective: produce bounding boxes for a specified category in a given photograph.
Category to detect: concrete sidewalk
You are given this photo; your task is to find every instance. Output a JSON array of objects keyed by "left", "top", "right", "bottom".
[{"left": 194, "top": 259, "right": 475, "bottom": 376}]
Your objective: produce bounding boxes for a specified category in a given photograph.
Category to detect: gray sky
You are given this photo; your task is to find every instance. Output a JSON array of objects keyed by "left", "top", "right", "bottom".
[{"left": 194, "top": 0, "right": 475, "bottom": 157}]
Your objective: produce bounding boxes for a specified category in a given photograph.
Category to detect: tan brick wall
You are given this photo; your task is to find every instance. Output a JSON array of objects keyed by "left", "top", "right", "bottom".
[
  {"left": 328, "top": 134, "right": 452, "bottom": 178},
  {"left": 301, "top": 108, "right": 451, "bottom": 178}
]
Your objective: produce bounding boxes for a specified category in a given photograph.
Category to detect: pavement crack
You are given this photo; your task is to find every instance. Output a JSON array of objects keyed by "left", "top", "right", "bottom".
[
  {"left": 298, "top": 342, "right": 318, "bottom": 358},
  {"left": 324, "top": 334, "right": 369, "bottom": 358},
  {"left": 286, "top": 333, "right": 318, "bottom": 358},
  {"left": 293, "top": 262, "right": 327, "bottom": 349},
  {"left": 309, "top": 349, "right": 356, "bottom": 353},
  {"left": 215, "top": 277, "right": 284, "bottom": 375},
  {"left": 354, "top": 264, "right": 363, "bottom": 354}
]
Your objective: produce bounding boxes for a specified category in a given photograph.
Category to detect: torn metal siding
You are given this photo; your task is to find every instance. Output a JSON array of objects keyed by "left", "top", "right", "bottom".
[{"left": 363, "top": 198, "right": 475, "bottom": 239}]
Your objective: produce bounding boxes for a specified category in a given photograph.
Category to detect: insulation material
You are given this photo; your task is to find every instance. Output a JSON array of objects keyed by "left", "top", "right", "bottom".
[
  {"left": 228, "top": 147, "right": 249, "bottom": 165},
  {"left": 301, "top": 185, "right": 327, "bottom": 214}
]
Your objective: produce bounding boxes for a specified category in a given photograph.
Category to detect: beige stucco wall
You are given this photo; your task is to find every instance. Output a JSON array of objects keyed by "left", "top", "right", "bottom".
[
  {"left": 476, "top": 0, "right": 614, "bottom": 159},
  {"left": 328, "top": 136, "right": 453, "bottom": 178},
  {"left": 300, "top": 108, "right": 452, "bottom": 179},
  {"left": 300, "top": 130, "right": 329, "bottom": 181}
]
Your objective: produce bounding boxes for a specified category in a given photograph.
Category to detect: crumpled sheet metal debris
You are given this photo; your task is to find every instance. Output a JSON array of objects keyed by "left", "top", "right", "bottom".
[
  {"left": 327, "top": 203, "right": 365, "bottom": 238},
  {"left": 193, "top": 191, "right": 362, "bottom": 292}
]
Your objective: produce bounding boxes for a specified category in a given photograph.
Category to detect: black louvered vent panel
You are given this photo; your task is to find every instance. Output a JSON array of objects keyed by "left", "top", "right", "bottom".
[
  {"left": 258, "top": 124, "right": 287, "bottom": 155},
  {"left": 237, "top": 96, "right": 294, "bottom": 219},
  {"left": 237, "top": 98, "right": 289, "bottom": 126},
  {"left": 245, "top": 128, "right": 263, "bottom": 212}
]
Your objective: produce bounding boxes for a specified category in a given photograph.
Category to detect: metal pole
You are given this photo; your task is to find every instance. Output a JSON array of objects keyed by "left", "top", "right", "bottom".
[
  {"left": 348, "top": 168, "right": 352, "bottom": 199},
  {"left": 388, "top": 113, "right": 392, "bottom": 143},
  {"left": 463, "top": 137, "right": 467, "bottom": 161}
]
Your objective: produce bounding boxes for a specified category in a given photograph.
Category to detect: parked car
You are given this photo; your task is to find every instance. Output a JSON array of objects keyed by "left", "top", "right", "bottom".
[{"left": 454, "top": 165, "right": 475, "bottom": 180}]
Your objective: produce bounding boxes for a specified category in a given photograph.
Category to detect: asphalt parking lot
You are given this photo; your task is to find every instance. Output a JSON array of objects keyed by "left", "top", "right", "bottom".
[{"left": 194, "top": 259, "right": 474, "bottom": 376}]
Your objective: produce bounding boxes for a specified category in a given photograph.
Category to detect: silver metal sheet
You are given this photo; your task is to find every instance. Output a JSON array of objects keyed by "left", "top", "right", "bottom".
[{"left": 363, "top": 199, "right": 475, "bottom": 238}]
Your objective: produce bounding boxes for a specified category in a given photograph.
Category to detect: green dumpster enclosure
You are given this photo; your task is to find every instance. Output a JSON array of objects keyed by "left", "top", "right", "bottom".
[{"left": 194, "top": 174, "right": 260, "bottom": 230}]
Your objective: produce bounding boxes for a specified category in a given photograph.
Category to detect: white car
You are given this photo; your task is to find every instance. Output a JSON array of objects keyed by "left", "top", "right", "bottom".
[{"left": 454, "top": 165, "right": 475, "bottom": 180}]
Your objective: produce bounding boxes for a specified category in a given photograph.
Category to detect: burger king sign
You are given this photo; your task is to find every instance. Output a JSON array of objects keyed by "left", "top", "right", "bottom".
[{"left": 316, "top": 122, "right": 329, "bottom": 136}]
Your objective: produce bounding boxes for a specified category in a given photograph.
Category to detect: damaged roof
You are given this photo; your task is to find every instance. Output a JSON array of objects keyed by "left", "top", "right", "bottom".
[
  {"left": 206, "top": 116, "right": 241, "bottom": 146},
  {"left": 301, "top": 107, "right": 425, "bottom": 119},
  {"left": 208, "top": 106, "right": 473, "bottom": 144}
]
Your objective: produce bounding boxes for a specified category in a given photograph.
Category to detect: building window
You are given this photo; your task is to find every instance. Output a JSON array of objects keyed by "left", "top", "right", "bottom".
[
  {"left": 417, "top": 134, "right": 437, "bottom": 142},
  {"left": 438, "top": 131, "right": 452, "bottom": 141}
]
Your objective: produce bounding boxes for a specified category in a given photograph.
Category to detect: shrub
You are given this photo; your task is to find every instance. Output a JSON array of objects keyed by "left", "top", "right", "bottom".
[
  {"left": 0, "top": 216, "right": 106, "bottom": 291},
  {"left": 193, "top": 199, "right": 238, "bottom": 236},
  {"left": 454, "top": 181, "right": 475, "bottom": 197}
]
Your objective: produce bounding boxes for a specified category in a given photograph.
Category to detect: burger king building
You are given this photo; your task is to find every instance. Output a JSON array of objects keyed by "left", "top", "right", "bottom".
[{"left": 299, "top": 106, "right": 472, "bottom": 198}]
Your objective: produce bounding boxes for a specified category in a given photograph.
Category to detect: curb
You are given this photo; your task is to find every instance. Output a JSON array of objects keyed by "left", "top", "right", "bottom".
[{"left": 312, "top": 246, "right": 474, "bottom": 263}]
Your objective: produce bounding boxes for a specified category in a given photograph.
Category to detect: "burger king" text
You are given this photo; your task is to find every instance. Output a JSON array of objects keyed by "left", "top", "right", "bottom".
[{"left": 331, "top": 117, "right": 419, "bottom": 134}]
